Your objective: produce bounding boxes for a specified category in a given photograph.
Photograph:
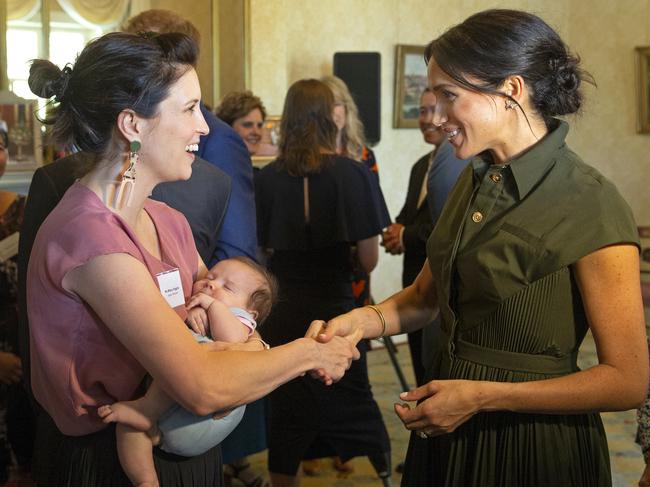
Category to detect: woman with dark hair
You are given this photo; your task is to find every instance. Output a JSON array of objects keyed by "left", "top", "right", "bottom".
[
  {"left": 311, "top": 9, "right": 647, "bottom": 487},
  {"left": 215, "top": 91, "right": 267, "bottom": 156},
  {"left": 26, "top": 33, "right": 359, "bottom": 486},
  {"left": 255, "top": 79, "right": 391, "bottom": 486}
]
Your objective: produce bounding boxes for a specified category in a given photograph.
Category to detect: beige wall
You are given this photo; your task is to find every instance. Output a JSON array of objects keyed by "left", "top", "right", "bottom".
[{"left": 248, "top": 0, "right": 650, "bottom": 301}]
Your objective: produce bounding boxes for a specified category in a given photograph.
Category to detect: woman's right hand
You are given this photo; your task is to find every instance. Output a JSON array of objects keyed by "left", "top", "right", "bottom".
[
  {"left": 309, "top": 329, "right": 363, "bottom": 385},
  {"left": 0, "top": 352, "right": 22, "bottom": 385}
]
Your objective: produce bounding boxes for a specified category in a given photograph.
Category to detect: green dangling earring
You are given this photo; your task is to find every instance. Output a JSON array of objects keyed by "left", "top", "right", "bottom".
[{"left": 116, "top": 140, "right": 141, "bottom": 208}]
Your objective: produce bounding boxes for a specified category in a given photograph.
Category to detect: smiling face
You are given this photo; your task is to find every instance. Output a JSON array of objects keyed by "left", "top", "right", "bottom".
[
  {"left": 193, "top": 259, "right": 265, "bottom": 312},
  {"left": 427, "top": 58, "right": 512, "bottom": 162},
  {"left": 138, "top": 67, "right": 208, "bottom": 182},
  {"left": 232, "top": 108, "right": 264, "bottom": 155},
  {"left": 419, "top": 91, "right": 445, "bottom": 146}
]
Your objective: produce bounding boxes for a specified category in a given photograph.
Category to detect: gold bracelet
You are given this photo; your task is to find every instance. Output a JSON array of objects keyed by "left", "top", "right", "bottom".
[{"left": 365, "top": 305, "right": 386, "bottom": 338}]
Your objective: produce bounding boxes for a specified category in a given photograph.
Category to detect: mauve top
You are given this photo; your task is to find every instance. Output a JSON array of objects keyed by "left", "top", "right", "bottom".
[{"left": 27, "top": 182, "right": 198, "bottom": 436}]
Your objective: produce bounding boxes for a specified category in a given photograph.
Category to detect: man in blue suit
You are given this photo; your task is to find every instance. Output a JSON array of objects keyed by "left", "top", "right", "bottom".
[{"left": 198, "top": 104, "right": 257, "bottom": 262}]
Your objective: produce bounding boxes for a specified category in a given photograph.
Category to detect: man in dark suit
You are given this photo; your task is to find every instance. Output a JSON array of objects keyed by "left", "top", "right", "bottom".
[
  {"left": 382, "top": 88, "right": 447, "bottom": 386},
  {"left": 16, "top": 153, "right": 231, "bottom": 395}
]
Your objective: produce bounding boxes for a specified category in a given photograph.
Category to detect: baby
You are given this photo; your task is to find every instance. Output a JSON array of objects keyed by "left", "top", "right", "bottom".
[{"left": 98, "top": 256, "right": 277, "bottom": 487}]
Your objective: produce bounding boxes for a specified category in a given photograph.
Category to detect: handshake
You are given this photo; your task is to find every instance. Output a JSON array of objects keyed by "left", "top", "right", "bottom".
[{"left": 381, "top": 223, "right": 405, "bottom": 255}]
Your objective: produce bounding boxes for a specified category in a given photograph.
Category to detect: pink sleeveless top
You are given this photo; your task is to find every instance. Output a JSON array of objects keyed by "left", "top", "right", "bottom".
[{"left": 28, "top": 182, "right": 198, "bottom": 436}]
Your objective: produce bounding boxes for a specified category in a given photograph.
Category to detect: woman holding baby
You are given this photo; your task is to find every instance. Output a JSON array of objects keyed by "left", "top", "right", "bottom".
[{"left": 25, "top": 32, "right": 360, "bottom": 486}]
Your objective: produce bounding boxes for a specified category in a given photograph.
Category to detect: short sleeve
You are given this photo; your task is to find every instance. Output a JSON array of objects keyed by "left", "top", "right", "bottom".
[
  {"left": 256, "top": 156, "right": 390, "bottom": 250},
  {"left": 36, "top": 205, "right": 142, "bottom": 291},
  {"left": 545, "top": 169, "right": 639, "bottom": 270}
]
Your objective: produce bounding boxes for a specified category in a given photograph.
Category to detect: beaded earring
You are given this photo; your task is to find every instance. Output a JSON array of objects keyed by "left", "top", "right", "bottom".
[{"left": 116, "top": 140, "right": 140, "bottom": 208}]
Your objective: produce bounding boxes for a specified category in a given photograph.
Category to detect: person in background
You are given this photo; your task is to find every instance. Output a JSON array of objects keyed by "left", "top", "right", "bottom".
[
  {"left": 0, "top": 127, "right": 34, "bottom": 486},
  {"left": 316, "top": 74, "right": 388, "bottom": 475},
  {"left": 320, "top": 75, "right": 378, "bottom": 176},
  {"left": 420, "top": 93, "right": 471, "bottom": 379},
  {"left": 636, "top": 279, "right": 650, "bottom": 487},
  {"left": 319, "top": 73, "right": 384, "bottom": 345},
  {"left": 256, "top": 79, "right": 391, "bottom": 487},
  {"left": 216, "top": 91, "right": 266, "bottom": 156},
  {"left": 381, "top": 88, "right": 444, "bottom": 387},
  {"left": 311, "top": 9, "right": 647, "bottom": 487},
  {"left": 215, "top": 89, "right": 272, "bottom": 487},
  {"left": 124, "top": 9, "right": 257, "bottom": 264},
  {"left": 637, "top": 338, "right": 650, "bottom": 487}
]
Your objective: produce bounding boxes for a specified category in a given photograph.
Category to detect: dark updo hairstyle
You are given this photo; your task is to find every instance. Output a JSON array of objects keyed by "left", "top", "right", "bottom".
[
  {"left": 28, "top": 32, "right": 198, "bottom": 159},
  {"left": 278, "top": 79, "right": 337, "bottom": 177},
  {"left": 424, "top": 9, "right": 594, "bottom": 126}
]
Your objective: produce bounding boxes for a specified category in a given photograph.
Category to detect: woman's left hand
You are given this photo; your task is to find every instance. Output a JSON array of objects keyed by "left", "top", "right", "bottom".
[{"left": 394, "top": 379, "right": 486, "bottom": 437}]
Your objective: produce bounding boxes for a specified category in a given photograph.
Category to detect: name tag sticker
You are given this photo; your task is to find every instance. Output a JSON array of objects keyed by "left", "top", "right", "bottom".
[{"left": 156, "top": 268, "right": 185, "bottom": 308}]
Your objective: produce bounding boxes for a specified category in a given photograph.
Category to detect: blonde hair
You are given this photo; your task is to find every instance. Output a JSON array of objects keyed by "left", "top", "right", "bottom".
[{"left": 320, "top": 75, "right": 366, "bottom": 161}]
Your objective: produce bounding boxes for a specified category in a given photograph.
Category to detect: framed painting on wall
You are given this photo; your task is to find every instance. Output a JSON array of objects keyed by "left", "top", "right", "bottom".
[
  {"left": 393, "top": 44, "right": 428, "bottom": 129},
  {"left": 636, "top": 46, "right": 650, "bottom": 134},
  {"left": 0, "top": 91, "right": 42, "bottom": 171},
  {"left": 252, "top": 115, "right": 281, "bottom": 168}
]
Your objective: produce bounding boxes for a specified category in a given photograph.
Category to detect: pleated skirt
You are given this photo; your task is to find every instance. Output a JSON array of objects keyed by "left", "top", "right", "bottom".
[
  {"left": 401, "top": 354, "right": 611, "bottom": 487},
  {"left": 32, "top": 410, "right": 223, "bottom": 487}
]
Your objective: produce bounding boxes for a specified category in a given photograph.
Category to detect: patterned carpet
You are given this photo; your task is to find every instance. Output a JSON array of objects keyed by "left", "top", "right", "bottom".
[{"left": 244, "top": 333, "right": 645, "bottom": 486}]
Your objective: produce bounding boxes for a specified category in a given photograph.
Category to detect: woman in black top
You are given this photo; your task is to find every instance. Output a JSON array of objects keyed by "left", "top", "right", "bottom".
[{"left": 255, "top": 79, "right": 391, "bottom": 486}]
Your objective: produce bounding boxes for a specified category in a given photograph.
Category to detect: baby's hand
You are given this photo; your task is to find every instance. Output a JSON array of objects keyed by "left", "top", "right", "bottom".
[
  {"left": 186, "top": 307, "right": 209, "bottom": 336},
  {"left": 187, "top": 293, "right": 216, "bottom": 311}
]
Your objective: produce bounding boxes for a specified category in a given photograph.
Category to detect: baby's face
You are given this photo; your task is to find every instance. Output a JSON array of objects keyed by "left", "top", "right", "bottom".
[{"left": 193, "top": 259, "right": 262, "bottom": 310}]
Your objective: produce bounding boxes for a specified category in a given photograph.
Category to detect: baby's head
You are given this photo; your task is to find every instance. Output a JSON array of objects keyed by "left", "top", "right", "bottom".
[{"left": 193, "top": 257, "right": 278, "bottom": 323}]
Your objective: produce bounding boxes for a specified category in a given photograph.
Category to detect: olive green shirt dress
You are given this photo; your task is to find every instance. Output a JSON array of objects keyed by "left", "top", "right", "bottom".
[{"left": 401, "top": 120, "right": 640, "bottom": 487}]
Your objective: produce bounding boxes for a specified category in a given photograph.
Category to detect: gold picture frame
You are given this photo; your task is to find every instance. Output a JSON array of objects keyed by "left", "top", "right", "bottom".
[
  {"left": 0, "top": 91, "right": 43, "bottom": 172},
  {"left": 393, "top": 44, "right": 428, "bottom": 129},
  {"left": 252, "top": 115, "right": 280, "bottom": 168},
  {"left": 636, "top": 46, "right": 650, "bottom": 134}
]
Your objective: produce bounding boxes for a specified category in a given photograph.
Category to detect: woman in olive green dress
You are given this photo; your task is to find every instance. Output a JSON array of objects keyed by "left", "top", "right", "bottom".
[{"left": 308, "top": 9, "right": 648, "bottom": 487}]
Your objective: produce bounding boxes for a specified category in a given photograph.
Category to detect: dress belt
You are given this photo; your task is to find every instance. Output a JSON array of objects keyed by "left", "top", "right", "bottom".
[{"left": 453, "top": 338, "right": 578, "bottom": 375}]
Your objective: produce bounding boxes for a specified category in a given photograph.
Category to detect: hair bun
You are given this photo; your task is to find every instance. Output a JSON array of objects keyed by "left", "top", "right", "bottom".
[
  {"left": 28, "top": 60, "right": 71, "bottom": 101},
  {"left": 549, "top": 55, "right": 580, "bottom": 93},
  {"left": 51, "top": 66, "right": 73, "bottom": 103}
]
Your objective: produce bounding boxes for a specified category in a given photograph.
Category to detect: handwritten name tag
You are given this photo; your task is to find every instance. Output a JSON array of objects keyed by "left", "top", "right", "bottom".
[{"left": 156, "top": 268, "right": 185, "bottom": 308}]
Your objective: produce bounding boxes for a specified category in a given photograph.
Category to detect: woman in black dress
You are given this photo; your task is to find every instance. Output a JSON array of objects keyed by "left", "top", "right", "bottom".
[{"left": 255, "top": 79, "right": 391, "bottom": 486}]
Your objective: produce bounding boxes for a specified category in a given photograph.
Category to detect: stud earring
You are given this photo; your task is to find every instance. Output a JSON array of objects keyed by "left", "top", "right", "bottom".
[
  {"left": 116, "top": 140, "right": 140, "bottom": 208},
  {"left": 504, "top": 98, "right": 516, "bottom": 110}
]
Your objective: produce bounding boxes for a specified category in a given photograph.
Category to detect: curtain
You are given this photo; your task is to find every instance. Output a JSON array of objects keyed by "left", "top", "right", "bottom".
[
  {"left": 56, "top": 0, "right": 131, "bottom": 29},
  {"left": 7, "top": 0, "right": 40, "bottom": 21}
]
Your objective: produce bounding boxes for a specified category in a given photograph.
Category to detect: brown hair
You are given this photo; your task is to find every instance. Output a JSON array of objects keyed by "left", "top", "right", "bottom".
[
  {"left": 278, "top": 79, "right": 337, "bottom": 176},
  {"left": 215, "top": 91, "right": 267, "bottom": 126},
  {"left": 123, "top": 9, "right": 201, "bottom": 49},
  {"left": 230, "top": 256, "right": 278, "bottom": 324}
]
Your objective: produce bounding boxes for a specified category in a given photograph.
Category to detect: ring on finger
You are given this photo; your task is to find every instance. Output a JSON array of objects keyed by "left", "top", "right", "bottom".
[{"left": 416, "top": 430, "right": 429, "bottom": 439}]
